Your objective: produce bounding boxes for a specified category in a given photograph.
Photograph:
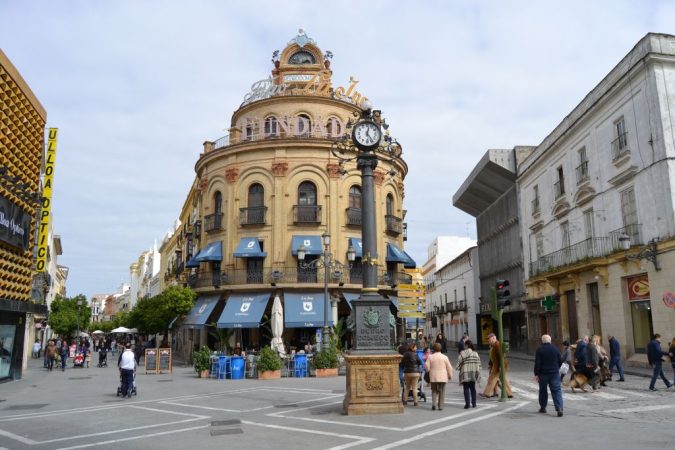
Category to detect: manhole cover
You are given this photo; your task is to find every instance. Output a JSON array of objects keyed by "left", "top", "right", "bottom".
[
  {"left": 68, "top": 377, "right": 92, "bottom": 380},
  {"left": 4, "top": 404, "right": 48, "bottom": 411}
]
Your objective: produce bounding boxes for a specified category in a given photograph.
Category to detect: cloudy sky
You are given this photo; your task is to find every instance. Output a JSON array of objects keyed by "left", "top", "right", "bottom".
[{"left": 1, "top": 0, "right": 673, "bottom": 297}]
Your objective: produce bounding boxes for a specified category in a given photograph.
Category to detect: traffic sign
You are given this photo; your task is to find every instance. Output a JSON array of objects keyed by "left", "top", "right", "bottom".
[
  {"left": 398, "top": 311, "right": 425, "bottom": 318},
  {"left": 398, "top": 284, "right": 424, "bottom": 291},
  {"left": 398, "top": 291, "right": 424, "bottom": 298}
]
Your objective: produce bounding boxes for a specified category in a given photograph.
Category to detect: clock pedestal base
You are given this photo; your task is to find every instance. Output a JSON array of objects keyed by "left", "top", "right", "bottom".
[{"left": 343, "top": 353, "right": 403, "bottom": 415}]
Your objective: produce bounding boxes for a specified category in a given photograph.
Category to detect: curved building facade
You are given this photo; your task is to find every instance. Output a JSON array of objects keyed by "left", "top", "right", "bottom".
[{"left": 174, "top": 31, "right": 413, "bottom": 350}]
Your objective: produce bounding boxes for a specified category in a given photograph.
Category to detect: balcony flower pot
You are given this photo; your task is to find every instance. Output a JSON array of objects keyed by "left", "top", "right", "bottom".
[
  {"left": 315, "top": 368, "right": 338, "bottom": 377},
  {"left": 259, "top": 369, "right": 281, "bottom": 380},
  {"left": 199, "top": 369, "right": 210, "bottom": 378}
]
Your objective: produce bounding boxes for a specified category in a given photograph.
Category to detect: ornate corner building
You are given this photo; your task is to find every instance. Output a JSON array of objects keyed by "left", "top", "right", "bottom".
[
  {"left": 163, "top": 31, "right": 413, "bottom": 350},
  {"left": 0, "top": 49, "right": 48, "bottom": 381}
]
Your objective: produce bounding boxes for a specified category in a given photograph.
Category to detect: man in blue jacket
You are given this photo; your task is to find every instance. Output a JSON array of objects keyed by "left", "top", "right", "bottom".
[
  {"left": 647, "top": 333, "right": 673, "bottom": 391},
  {"left": 607, "top": 335, "right": 625, "bottom": 382},
  {"left": 534, "top": 334, "right": 563, "bottom": 417}
]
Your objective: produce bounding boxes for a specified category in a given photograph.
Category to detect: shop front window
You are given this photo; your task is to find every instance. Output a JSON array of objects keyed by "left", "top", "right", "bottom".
[
  {"left": 0, "top": 325, "right": 16, "bottom": 379},
  {"left": 630, "top": 301, "right": 653, "bottom": 353}
]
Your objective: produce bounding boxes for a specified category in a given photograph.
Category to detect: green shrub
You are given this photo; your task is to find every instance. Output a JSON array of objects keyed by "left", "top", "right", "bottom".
[
  {"left": 257, "top": 346, "right": 282, "bottom": 372},
  {"left": 313, "top": 346, "right": 339, "bottom": 369},
  {"left": 193, "top": 346, "right": 213, "bottom": 373}
]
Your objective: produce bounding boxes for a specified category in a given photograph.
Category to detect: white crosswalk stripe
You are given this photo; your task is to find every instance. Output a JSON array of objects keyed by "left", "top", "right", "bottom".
[{"left": 510, "top": 382, "right": 588, "bottom": 401}]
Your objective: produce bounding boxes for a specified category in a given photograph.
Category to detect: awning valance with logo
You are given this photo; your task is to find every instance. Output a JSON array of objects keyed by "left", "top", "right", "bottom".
[
  {"left": 217, "top": 293, "right": 270, "bottom": 328},
  {"left": 183, "top": 295, "right": 221, "bottom": 328},
  {"left": 233, "top": 237, "right": 267, "bottom": 258},
  {"left": 291, "top": 235, "right": 323, "bottom": 256},
  {"left": 193, "top": 241, "right": 223, "bottom": 262},
  {"left": 284, "top": 292, "right": 331, "bottom": 328}
]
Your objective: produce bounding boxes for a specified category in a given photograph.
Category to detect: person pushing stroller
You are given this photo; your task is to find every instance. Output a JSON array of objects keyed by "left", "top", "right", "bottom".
[{"left": 118, "top": 344, "right": 136, "bottom": 398}]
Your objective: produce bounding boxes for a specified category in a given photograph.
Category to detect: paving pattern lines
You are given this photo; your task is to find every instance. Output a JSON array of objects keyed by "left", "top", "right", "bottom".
[{"left": 0, "top": 404, "right": 210, "bottom": 447}]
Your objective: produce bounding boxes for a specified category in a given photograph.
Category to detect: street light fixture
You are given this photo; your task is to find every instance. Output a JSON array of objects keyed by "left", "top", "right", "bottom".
[
  {"left": 297, "top": 233, "right": 349, "bottom": 351},
  {"left": 76, "top": 299, "right": 83, "bottom": 340},
  {"left": 619, "top": 234, "right": 660, "bottom": 271}
]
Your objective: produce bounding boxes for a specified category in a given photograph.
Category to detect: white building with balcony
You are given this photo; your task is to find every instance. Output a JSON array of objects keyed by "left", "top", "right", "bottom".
[{"left": 518, "top": 33, "right": 675, "bottom": 362}]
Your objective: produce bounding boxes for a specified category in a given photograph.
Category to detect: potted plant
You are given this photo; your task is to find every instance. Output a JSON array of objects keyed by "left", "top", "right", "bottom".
[
  {"left": 257, "top": 346, "right": 282, "bottom": 379},
  {"left": 193, "top": 346, "right": 213, "bottom": 378},
  {"left": 312, "top": 345, "right": 339, "bottom": 377}
]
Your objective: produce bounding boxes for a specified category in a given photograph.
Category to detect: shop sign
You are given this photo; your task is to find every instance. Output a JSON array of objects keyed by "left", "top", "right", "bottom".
[
  {"left": 242, "top": 72, "right": 369, "bottom": 108},
  {"left": 0, "top": 195, "right": 30, "bottom": 251},
  {"left": 36, "top": 128, "right": 58, "bottom": 272},
  {"left": 627, "top": 274, "right": 650, "bottom": 301}
]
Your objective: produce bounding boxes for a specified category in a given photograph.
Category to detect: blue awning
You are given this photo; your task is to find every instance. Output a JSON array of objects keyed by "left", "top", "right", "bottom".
[
  {"left": 348, "top": 238, "right": 363, "bottom": 257},
  {"left": 343, "top": 292, "right": 360, "bottom": 309},
  {"left": 194, "top": 241, "right": 223, "bottom": 262},
  {"left": 284, "top": 292, "right": 332, "bottom": 328},
  {"left": 291, "top": 235, "right": 323, "bottom": 256},
  {"left": 183, "top": 295, "right": 220, "bottom": 328},
  {"left": 217, "top": 293, "right": 270, "bottom": 328},
  {"left": 386, "top": 243, "right": 416, "bottom": 268},
  {"left": 186, "top": 257, "right": 200, "bottom": 268},
  {"left": 234, "top": 237, "right": 267, "bottom": 257},
  {"left": 388, "top": 296, "right": 399, "bottom": 311}
]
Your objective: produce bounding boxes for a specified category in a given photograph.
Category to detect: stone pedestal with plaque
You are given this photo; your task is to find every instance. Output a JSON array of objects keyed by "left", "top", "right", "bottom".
[{"left": 343, "top": 295, "right": 403, "bottom": 415}]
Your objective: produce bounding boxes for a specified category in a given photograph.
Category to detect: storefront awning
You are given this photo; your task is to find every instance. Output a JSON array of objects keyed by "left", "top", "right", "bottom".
[
  {"left": 388, "top": 296, "right": 399, "bottom": 311},
  {"left": 217, "top": 293, "right": 270, "bottom": 328},
  {"left": 193, "top": 241, "right": 223, "bottom": 262},
  {"left": 284, "top": 292, "right": 332, "bottom": 328},
  {"left": 185, "top": 257, "right": 200, "bottom": 268},
  {"left": 386, "top": 243, "right": 416, "bottom": 268},
  {"left": 183, "top": 295, "right": 220, "bottom": 328},
  {"left": 234, "top": 237, "right": 267, "bottom": 257},
  {"left": 342, "top": 292, "right": 360, "bottom": 309},
  {"left": 291, "top": 235, "right": 323, "bottom": 256},
  {"left": 348, "top": 238, "right": 363, "bottom": 258}
]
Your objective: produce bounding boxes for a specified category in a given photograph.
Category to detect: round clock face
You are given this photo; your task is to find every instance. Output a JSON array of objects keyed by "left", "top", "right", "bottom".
[{"left": 353, "top": 121, "right": 382, "bottom": 148}]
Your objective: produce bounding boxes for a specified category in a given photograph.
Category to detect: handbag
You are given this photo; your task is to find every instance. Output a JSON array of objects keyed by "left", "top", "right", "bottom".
[
  {"left": 424, "top": 370, "right": 430, "bottom": 384},
  {"left": 559, "top": 362, "right": 569, "bottom": 375}
]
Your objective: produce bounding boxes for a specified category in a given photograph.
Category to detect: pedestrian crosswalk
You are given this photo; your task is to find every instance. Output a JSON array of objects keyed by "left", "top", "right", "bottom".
[{"left": 503, "top": 379, "right": 653, "bottom": 403}]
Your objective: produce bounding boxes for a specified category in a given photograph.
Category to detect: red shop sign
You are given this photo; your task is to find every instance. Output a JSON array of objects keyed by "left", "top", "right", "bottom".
[{"left": 627, "top": 274, "right": 650, "bottom": 301}]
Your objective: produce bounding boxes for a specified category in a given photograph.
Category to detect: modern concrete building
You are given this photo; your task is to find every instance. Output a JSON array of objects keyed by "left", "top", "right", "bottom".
[
  {"left": 0, "top": 49, "right": 48, "bottom": 381},
  {"left": 168, "top": 30, "right": 412, "bottom": 352},
  {"left": 518, "top": 33, "right": 675, "bottom": 363}
]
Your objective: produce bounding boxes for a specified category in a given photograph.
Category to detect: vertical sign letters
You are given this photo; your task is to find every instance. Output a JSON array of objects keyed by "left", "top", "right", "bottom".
[{"left": 36, "top": 128, "right": 58, "bottom": 272}]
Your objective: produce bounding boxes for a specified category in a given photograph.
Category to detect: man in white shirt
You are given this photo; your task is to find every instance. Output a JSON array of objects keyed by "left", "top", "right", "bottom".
[{"left": 118, "top": 344, "right": 136, "bottom": 398}]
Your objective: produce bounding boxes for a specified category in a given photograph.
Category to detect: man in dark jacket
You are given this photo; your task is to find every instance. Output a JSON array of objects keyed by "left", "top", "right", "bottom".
[
  {"left": 607, "top": 335, "right": 625, "bottom": 382},
  {"left": 574, "top": 336, "right": 589, "bottom": 378},
  {"left": 534, "top": 334, "right": 563, "bottom": 417},
  {"left": 647, "top": 333, "right": 673, "bottom": 391}
]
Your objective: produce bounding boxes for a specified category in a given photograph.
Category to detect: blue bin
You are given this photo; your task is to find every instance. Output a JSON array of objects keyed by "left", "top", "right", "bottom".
[
  {"left": 294, "top": 354, "right": 308, "bottom": 377},
  {"left": 218, "top": 356, "right": 229, "bottom": 380},
  {"left": 230, "top": 356, "right": 245, "bottom": 380}
]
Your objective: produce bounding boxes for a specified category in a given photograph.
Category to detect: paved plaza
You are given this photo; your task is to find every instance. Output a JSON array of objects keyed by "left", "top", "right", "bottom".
[{"left": 0, "top": 357, "right": 673, "bottom": 450}]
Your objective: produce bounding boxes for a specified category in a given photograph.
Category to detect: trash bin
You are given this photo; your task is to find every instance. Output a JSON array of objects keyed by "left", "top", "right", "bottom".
[
  {"left": 218, "top": 356, "right": 229, "bottom": 380},
  {"left": 294, "top": 354, "right": 308, "bottom": 377},
  {"left": 230, "top": 356, "right": 245, "bottom": 380}
]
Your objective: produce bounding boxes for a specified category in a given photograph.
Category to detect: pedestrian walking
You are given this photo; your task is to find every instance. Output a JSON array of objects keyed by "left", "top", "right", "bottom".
[
  {"left": 456, "top": 339, "right": 481, "bottom": 409},
  {"left": 647, "top": 333, "right": 673, "bottom": 391},
  {"left": 534, "top": 334, "right": 564, "bottom": 417},
  {"left": 435, "top": 333, "right": 447, "bottom": 354},
  {"left": 32, "top": 339, "right": 41, "bottom": 359},
  {"left": 457, "top": 332, "right": 467, "bottom": 354},
  {"left": 586, "top": 335, "right": 602, "bottom": 390},
  {"left": 480, "top": 333, "right": 513, "bottom": 398},
  {"left": 45, "top": 340, "right": 57, "bottom": 371},
  {"left": 669, "top": 337, "right": 675, "bottom": 386},
  {"left": 401, "top": 343, "right": 423, "bottom": 406},
  {"left": 608, "top": 335, "right": 625, "bottom": 382},
  {"left": 59, "top": 341, "right": 69, "bottom": 371},
  {"left": 118, "top": 344, "right": 137, "bottom": 398},
  {"left": 425, "top": 342, "right": 453, "bottom": 411}
]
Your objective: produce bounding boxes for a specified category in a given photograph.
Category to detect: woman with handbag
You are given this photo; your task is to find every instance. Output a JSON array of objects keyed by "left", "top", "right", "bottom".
[
  {"left": 457, "top": 340, "right": 482, "bottom": 409},
  {"left": 425, "top": 343, "right": 453, "bottom": 410}
]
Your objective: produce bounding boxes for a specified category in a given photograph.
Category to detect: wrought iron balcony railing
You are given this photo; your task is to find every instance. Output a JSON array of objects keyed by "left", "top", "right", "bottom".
[
  {"left": 293, "top": 205, "right": 322, "bottom": 224},
  {"left": 203, "top": 213, "right": 223, "bottom": 232},
  {"left": 576, "top": 160, "right": 589, "bottom": 185},
  {"left": 385, "top": 215, "right": 403, "bottom": 234},
  {"left": 611, "top": 132, "right": 629, "bottom": 161},
  {"left": 239, "top": 206, "right": 267, "bottom": 226},
  {"left": 345, "top": 207, "right": 361, "bottom": 226}
]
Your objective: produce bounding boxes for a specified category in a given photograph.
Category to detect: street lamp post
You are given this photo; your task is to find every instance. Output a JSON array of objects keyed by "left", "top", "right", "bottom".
[
  {"left": 297, "top": 234, "right": 356, "bottom": 351},
  {"left": 76, "top": 299, "right": 83, "bottom": 341}
]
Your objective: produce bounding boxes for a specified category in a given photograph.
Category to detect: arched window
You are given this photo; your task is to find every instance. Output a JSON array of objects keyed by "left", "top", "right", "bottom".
[
  {"left": 245, "top": 123, "right": 254, "bottom": 140},
  {"left": 386, "top": 194, "right": 394, "bottom": 216},
  {"left": 214, "top": 191, "right": 223, "bottom": 215},
  {"left": 296, "top": 114, "right": 311, "bottom": 138},
  {"left": 248, "top": 183, "right": 264, "bottom": 207},
  {"left": 349, "top": 186, "right": 362, "bottom": 209},
  {"left": 298, "top": 181, "right": 317, "bottom": 205},
  {"left": 264, "top": 116, "right": 278, "bottom": 137},
  {"left": 327, "top": 117, "right": 343, "bottom": 138}
]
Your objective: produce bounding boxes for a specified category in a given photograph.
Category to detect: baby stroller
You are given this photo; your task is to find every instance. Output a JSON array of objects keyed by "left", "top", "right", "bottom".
[
  {"left": 73, "top": 352, "right": 85, "bottom": 368},
  {"left": 98, "top": 349, "right": 108, "bottom": 368},
  {"left": 401, "top": 371, "right": 427, "bottom": 403},
  {"left": 116, "top": 372, "right": 137, "bottom": 397}
]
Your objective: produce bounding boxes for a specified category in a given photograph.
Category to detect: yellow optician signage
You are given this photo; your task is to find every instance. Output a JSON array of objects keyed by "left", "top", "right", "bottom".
[{"left": 36, "top": 128, "right": 57, "bottom": 272}]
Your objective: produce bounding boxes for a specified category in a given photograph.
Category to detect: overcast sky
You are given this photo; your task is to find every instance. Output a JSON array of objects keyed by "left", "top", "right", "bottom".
[{"left": 1, "top": 0, "right": 673, "bottom": 298}]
